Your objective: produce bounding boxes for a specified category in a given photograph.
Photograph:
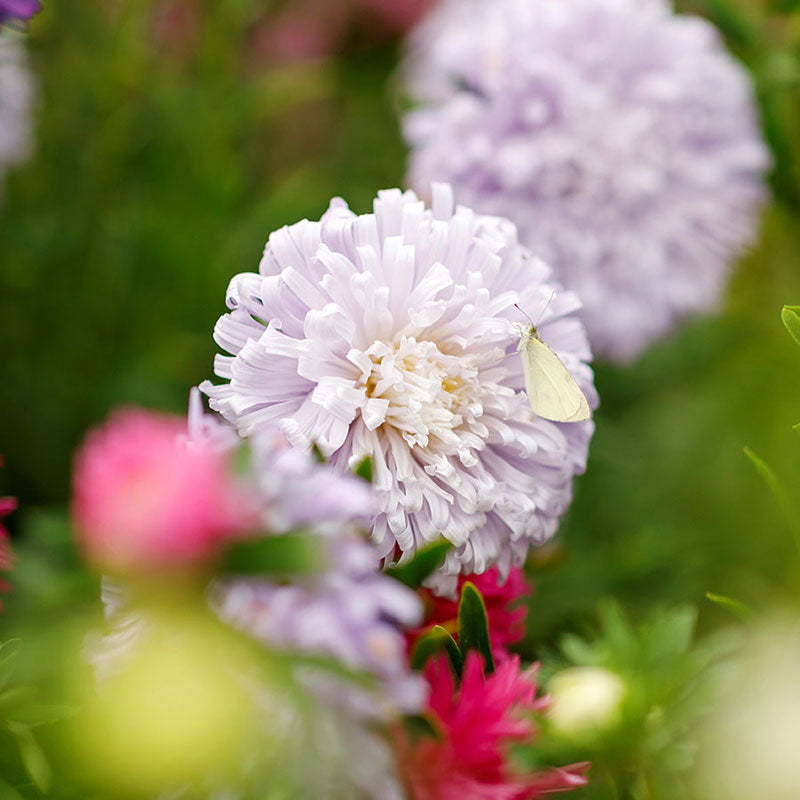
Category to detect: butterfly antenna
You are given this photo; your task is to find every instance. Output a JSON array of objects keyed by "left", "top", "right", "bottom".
[
  {"left": 535, "top": 290, "right": 556, "bottom": 326},
  {"left": 514, "top": 303, "right": 535, "bottom": 327}
]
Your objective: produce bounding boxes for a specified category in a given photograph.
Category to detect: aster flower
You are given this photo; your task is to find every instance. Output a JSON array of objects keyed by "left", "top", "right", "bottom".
[
  {"left": 396, "top": 652, "right": 589, "bottom": 799},
  {"left": 0, "top": 0, "right": 40, "bottom": 26},
  {"left": 411, "top": 565, "right": 531, "bottom": 658},
  {"left": 201, "top": 184, "right": 596, "bottom": 594},
  {"left": 215, "top": 530, "right": 425, "bottom": 718},
  {"left": 0, "top": 35, "right": 35, "bottom": 192},
  {"left": 72, "top": 409, "right": 251, "bottom": 573},
  {"left": 403, "top": 0, "right": 769, "bottom": 362}
]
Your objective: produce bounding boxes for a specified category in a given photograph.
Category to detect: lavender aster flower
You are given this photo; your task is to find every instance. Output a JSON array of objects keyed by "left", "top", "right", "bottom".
[
  {"left": 201, "top": 184, "right": 596, "bottom": 594},
  {"left": 215, "top": 533, "right": 425, "bottom": 718},
  {"left": 187, "top": 393, "right": 423, "bottom": 715},
  {"left": 403, "top": 0, "right": 769, "bottom": 362},
  {"left": 0, "top": 35, "right": 34, "bottom": 192},
  {"left": 0, "top": 1, "right": 40, "bottom": 26}
]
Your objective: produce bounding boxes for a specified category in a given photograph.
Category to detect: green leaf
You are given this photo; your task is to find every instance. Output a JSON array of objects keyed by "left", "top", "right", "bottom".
[
  {"left": 782, "top": 305, "right": 800, "bottom": 347},
  {"left": 386, "top": 540, "right": 452, "bottom": 589},
  {"left": 559, "top": 633, "right": 599, "bottom": 667},
  {"left": 794, "top": 422, "right": 800, "bottom": 439},
  {"left": 410, "top": 625, "right": 463, "bottom": 678},
  {"left": 457, "top": 583, "right": 495, "bottom": 674},
  {"left": 6, "top": 722, "right": 51, "bottom": 793},
  {"left": 744, "top": 446, "right": 800, "bottom": 557},
  {"left": 0, "top": 686, "right": 36, "bottom": 713},
  {"left": 8, "top": 704, "right": 77, "bottom": 729},
  {"left": 352, "top": 455, "right": 373, "bottom": 483},
  {"left": 0, "top": 775, "right": 23, "bottom": 800},
  {"left": 641, "top": 606, "right": 697, "bottom": 663},
  {"left": 403, "top": 713, "right": 443, "bottom": 742},
  {"left": 223, "top": 533, "right": 323, "bottom": 576},
  {"left": 0, "top": 640, "right": 21, "bottom": 693},
  {"left": 705, "top": 592, "right": 756, "bottom": 622}
]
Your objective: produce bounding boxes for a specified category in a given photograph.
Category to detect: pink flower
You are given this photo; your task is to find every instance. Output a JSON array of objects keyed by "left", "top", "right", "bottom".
[
  {"left": 412, "top": 567, "right": 531, "bottom": 659},
  {"left": 397, "top": 652, "right": 589, "bottom": 800},
  {"left": 72, "top": 410, "right": 250, "bottom": 573},
  {"left": 0, "top": 458, "right": 17, "bottom": 606}
]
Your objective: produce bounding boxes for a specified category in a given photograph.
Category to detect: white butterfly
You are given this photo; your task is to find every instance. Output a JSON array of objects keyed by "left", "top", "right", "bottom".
[{"left": 518, "top": 321, "right": 591, "bottom": 423}]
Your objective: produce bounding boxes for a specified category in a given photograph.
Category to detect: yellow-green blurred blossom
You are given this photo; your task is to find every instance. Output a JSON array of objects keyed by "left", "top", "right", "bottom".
[
  {"left": 72, "top": 610, "right": 261, "bottom": 795},
  {"left": 547, "top": 666, "right": 626, "bottom": 741},
  {"left": 693, "top": 618, "right": 800, "bottom": 800}
]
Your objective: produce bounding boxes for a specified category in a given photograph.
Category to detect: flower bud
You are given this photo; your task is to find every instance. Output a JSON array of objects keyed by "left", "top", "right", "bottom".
[{"left": 548, "top": 666, "right": 626, "bottom": 740}]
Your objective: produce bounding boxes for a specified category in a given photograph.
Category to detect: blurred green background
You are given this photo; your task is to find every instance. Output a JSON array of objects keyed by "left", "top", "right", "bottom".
[{"left": 2, "top": 0, "right": 800, "bottom": 645}]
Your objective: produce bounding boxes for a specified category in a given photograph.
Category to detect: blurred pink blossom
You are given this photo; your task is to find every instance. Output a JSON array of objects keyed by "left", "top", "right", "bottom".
[
  {"left": 72, "top": 410, "right": 251, "bottom": 573},
  {"left": 247, "top": 0, "right": 436, "bottom": 67},
  {"left": 0, "top": 457, "right": 16, "bottom": 606}
]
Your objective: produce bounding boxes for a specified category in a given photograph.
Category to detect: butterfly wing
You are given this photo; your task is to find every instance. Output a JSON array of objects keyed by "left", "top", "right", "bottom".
[{"left": 522, "top": 332, "right": 591, "bottom": 423}]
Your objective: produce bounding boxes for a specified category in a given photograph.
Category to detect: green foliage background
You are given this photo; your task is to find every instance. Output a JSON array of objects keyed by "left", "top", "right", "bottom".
[{"left": 1, "top": 1, "right": 800, "bottom": 796}]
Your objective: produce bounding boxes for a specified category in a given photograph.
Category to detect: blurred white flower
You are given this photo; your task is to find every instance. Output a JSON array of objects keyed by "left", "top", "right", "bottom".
[
  {"left": 548, "top": 666, "right": 626, "bottom": 739},
  {"left": 694, "top": 617, "right": 800, "bottom": 800}
]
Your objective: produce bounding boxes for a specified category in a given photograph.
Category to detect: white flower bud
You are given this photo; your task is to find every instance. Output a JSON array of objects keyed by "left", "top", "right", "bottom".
[{"left": 548, "top": 666, "right": 626, "bottom": 739}]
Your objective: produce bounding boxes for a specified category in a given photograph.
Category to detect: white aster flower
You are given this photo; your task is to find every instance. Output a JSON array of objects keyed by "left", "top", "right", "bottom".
[{"left": 201, "top": 185, "right": 597, "bottom": 594}]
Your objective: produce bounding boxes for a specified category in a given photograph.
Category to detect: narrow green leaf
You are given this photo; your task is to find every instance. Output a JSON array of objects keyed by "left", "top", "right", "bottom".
[
  {"left": 744, "top": 446, "right": 800, "bottom": 557},
  {"left": 457, "top": 583, "right": 495, "bottom": 674},
  {"left": 0, "top": 640, "right": 21, "bottom": 693},
  {"left": 386, "top": 540, "right": 452, "bottom": 589},
  {"left": 223, "top": 533, "right": 323, "bottom": 576},
  {"left": 705, "top": 592, "right": 756, "bottom": 622},
  {"left": 9, "top": 704, "right": 77, "bottom": 729},
  {"left": 782, "top": 305, "right": 800, "bottom": 347},
  {"left": 0, "top": 686, "right": 36, "bottom": 712},
  {"left": 403, "top": 713, "right": 443, "bottom": 742},
  {"left": 410, "top": 625, "right": 463, "bottom": 677},
  {"left": 6, "top": 722, "right": 51, "bottom": 793},
  {"left": 353, "top": 455, "right": 373, "bottom": 483}
]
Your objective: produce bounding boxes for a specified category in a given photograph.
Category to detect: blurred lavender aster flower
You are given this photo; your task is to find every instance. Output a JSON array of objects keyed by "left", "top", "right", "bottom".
[
  {"left": 0, "top": 0, "right": 40, "bottom": 26},
  {"left": 187, "top": 387, "right": 375, "bottom": 534},
  {"left": 403, "top": 0, "right": 769, "bottom": 362},
  {"left": 201, "top": 184, "right": 596, "bottom": 594},
  {"left": 215, "top": 534, "right": 425, "bottom": 718},
  {"left": 187, "top": 391, "right": 423, "bottom": 714},
  {"left": 0, "top": 35, "right": 34, "bottom": 193}
]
